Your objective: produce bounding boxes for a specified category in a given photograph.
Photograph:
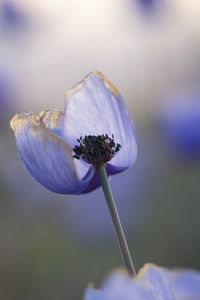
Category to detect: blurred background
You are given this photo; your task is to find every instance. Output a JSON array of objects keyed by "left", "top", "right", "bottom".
[{"left": 0, "top": 0, "right": 200, "bottom": 299}]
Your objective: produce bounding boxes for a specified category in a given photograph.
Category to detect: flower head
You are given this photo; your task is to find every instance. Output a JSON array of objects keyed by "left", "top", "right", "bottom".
[
  {"left": 158, "top": 90, "right": 200, "bottom": 159},
  {"left": 0, "top": 69, "right": 11, "bottom": 114},
  {"left": 10, "top": 71, "right": 137, "bottom": 194},
  {"left": 135, "top": 0, "right": 165, "bottom": 16},
  {"left": 0, "top": 1, "right": 29, "bottom": 30},
  {"left": 84, "top": 264, "right": 200, "bottom": 300}
]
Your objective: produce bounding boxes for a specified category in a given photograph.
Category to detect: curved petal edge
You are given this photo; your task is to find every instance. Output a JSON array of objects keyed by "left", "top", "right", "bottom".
[{"left": 10, "top": 112, "right": 94, "bottom": 194}]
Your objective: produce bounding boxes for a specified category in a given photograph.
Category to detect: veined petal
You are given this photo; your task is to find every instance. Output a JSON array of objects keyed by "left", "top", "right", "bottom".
[
  {"left": 40, "top": 109, "right": 91, "bottom": 180},
  {"left": 137, "top": 264, "right": 175, "bottom": 299},
  {"left": 10, "top": 112, "right": 95, "bottom": 194},
  {"left": 62, "top": 71, "right": 137, "bottom": 171}
]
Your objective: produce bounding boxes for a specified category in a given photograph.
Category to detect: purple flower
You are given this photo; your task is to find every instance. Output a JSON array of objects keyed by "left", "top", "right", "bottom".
[
  {"left": 10, "top": 71, "right": 137, "bottom": 194},
  {"left": 0, "top": 69, "right": 10, "bottom": 113},
  {"left": 84, "top": 264, "right": 200, "bottom": 300},
  {"left": 158, "top": 90, "right": 200, "bottom": 159},
  {"left": 0, "top": 1, "right": 28, "bottom": 30},
  {"left": 0, "top": 68, "right": 15, "bottom": 124},
  {"left": 135, "top": 0, "right": 164, "bottom": 15},
  {"left": 138, "top": 0, "right": 156, "bottom": 10}
]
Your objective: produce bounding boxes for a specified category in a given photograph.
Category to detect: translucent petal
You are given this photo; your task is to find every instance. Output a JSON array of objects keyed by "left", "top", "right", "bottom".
[
  {"left": 10, "top": 112, "right": 95, "bottom": 194},
  {"left": 40, "top": 110, "right": 91, "bottom": 180},
  {"left": 62, "top": 71, "right": 137, "bottom": 171}
]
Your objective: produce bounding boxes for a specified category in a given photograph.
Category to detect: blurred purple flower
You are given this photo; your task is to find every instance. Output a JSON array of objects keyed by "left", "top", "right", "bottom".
[
  {"left": 0, "top": 68, "right": 14, "bottom": 122},
  {"left": 138, "top": 0, "right": 156, "bottom": 10},
  {"left": 134, "top": 0, "right": 165, "bottom": 17},
  {"left": 0, "top": 1, "right": 28, "bottom": 30},
  {"left": 10, "top": 71, "right": 137, "bottom": 194},
  {"left": 158, "top": 90, "right": 200, "bottom": 159},
  {"left": 0, "top": 70, "right": 9, "bottom": 111},
  {"left": 84, "top": 264, "right": 200, "bottom": 300}
]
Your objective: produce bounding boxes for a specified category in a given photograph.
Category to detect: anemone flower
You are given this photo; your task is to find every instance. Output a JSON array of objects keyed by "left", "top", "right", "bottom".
[
  {"left": 10, "top": 71, "right": 137, "bottom": 276},
  {"left": 158, "top": 90, "right": 200, "bottom": 159},
  {"left": 84, "top": 264, "right": 200, "bottom": 300},
  {"left": 0, "top": 1, "right": 28, "bottom": 30},
  {"left": 10, "top": 71, "right": 137, "bottom": 195},
  {"left": 135, "top": 0, "right": 164, "bottom": 15},
  {"left": 0, "top": 70, "right": 10, "bottom": 114},
  {"left": 137, "top": 0, "right": 155, "bottom": 10}
]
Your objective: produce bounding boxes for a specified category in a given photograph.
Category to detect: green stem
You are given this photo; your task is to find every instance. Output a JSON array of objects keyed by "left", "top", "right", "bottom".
[{"left": 97, "top": 164, "right": 136, "bottom": 277}]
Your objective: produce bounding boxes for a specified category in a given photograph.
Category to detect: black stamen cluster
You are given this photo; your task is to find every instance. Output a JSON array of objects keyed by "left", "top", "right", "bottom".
[{"left": 73, "top": 134, "right": 121, "bottom": 165}]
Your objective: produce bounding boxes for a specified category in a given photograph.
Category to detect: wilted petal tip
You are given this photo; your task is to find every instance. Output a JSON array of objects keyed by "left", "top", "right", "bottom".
[
  {"left": 65, "top": 78, "right": 84, "bottom": 98},
  {"left": 90, "top": 70, "right": 120, "bottom": 96},
  {"left": 10, "top": 112, "right": 38, "bottom": 136},
  {"left": 39, "top": 110, "right": 65, "bottom": 129},
  {"left": 137, "top": 263, "right": 159, "bottom": 278},
  {"left": 65, "top": 70, "right": 120, "bottom": 99},
  {"left": 10, "top": 112, "right": 74, "bottom": 167}
]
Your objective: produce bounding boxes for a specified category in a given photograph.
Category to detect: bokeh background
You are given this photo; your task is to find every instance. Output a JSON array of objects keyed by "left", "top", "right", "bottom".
[{"left": 0, "top": 0, "right": 200, "bottom": 299}]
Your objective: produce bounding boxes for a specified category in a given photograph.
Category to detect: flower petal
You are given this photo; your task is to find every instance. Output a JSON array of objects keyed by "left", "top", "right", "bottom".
[
  {"left": 173, "top": 270, "right": 200, "bottom": 300},
  {"left": 137, "top": 264, "right": 175, "bottom": 299},
  {"left": 39, "top": 109, "right": 65, "bottom": 133},
  {"left": 78, "top": 170, "right": 101, "bottom": 194},
  {"left": 138, "top": 263, "right": 200, "bottom": 299},
  {"left": 10, "top": 112, "right": 95, "bottom": 194},
  {"left": 84, "top": 270, "right": 154, "bottom": 300},
  {"left": 40, "top": 109, "right": 91, "bottom": 180},
  {"left": 84, "top": 264, "right": 200, "bottom": 300},
  {"left": 62, "top": 71, "right": 137, "bottom": 171},
  {"left": 84, "top": 286, "right": 104, "bottom": 300}
]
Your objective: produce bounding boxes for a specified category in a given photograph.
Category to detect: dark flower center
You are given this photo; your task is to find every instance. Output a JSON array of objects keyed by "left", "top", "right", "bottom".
[{"left": 73, "top": 134, "right": 121, "bottom": 166}]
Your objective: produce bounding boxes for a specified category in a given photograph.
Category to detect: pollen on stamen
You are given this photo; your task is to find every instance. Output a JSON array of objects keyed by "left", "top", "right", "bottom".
[{"left": 72, "top": 134, "right": 121, "bottom": 166}]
